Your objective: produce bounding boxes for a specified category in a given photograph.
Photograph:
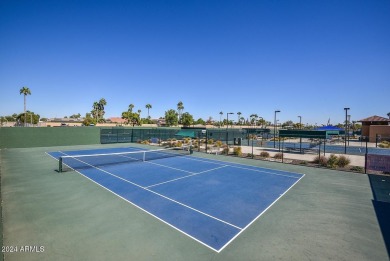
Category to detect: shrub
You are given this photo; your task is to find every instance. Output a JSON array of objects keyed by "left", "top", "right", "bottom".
[
  {"left": 215, "top": 140, "right": 223, "bottom": 147},
  {"left": 176, "top": 141, "right": 183, "bottom": 147},
  {"left": 274, "top": 153, "right": 283, "bottom": 159},
  {"left": 350, "top": 166, "right": 364, "bottom": 172},
  {"left": 247, "top": 153, "right": 254, "bottom": 158},
  {"left": 222, "top": 147, "right": 229, "bottom": 155},
  {"left": 207, "top": 138, "right": 214, "bottom": 144},
  {"left": 141, "top": 140, "right": 150, "bottom": 145},
  {"left": 260, "top": 151, "right": 270, "bottom": 158},
  {"left": 300, "top": 161, "right": 308, "bottom": 165},
  {"left": 313, "top": 155, "right": 328, "bottom": 167},
  {"left": 233, "top": 147, "right": 242, "bottom": 156},
  {"left": 327, "top": 154, "right": 339, "bottom": 168},
  {"left": 337, "top": 155, "right": 351, "bottom": 168},
  {"left": 378, "top": 141, "right": 390, "bottom": 148}
]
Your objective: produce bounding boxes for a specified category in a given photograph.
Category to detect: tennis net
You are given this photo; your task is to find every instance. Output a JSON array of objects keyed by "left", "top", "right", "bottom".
[{"left": 59, "top": 147, "right": 190, "bottom": 172}]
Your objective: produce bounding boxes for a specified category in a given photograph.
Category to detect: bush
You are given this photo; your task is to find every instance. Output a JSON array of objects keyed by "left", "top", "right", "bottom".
[
  {"left": 222, "top": 147, "right": 229, "bottom": 155},
  {"left": 378, "top": 141, "right": 390, "bottom": 148},
  {"left": 299, "top": 161, "right": 308, "bottom": 165},
  {"left": 327, "top": 154, "right": 339, "bottom": 168},
  {"left": 215, "top": 140, "right": 223, "bottom": 147},
  {"left": 233, "top": 147, "right": 242, "bottom": 156},
  {"left": 350, "top": 166, "right": 364, "bottom": 172},
  {"left": 176, "top": 141, "right": 183, "bottom": 147},
  {"left": 313, "top": 155, "right": 328, "bottom": 167},
  {"left": 260, "top": 151, "right": 270, "bottom": 158},
  {"left": 141, "top": 140, "right": 150, "bottom": 145},
  {"left": 247, "top": 153, "right": 253, "bottom": 158},
  {"left": 337, "top": 155, "right": 351, "bottom": 168},
  {"left": 274, "top": 153, "right": 283, "bottom": 159}
]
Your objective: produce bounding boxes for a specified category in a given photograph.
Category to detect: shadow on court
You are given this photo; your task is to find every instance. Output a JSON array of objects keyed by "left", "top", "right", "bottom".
[{"left": 368, "top": 174, "right": 390, "bottom": 259}]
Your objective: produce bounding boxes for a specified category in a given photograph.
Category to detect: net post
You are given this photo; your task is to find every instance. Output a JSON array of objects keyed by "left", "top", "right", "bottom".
[{"left": 59, "top": 157, "right": 63, "bottom": 173}]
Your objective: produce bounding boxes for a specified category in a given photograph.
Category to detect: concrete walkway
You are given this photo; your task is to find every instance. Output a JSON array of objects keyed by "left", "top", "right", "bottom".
[{"left": 240, "top": 146, "right": 365, "bottom": 167}]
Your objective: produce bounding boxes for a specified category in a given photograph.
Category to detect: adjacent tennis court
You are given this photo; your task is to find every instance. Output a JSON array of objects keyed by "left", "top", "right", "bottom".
[{"left": 47, "top": 146, "right": 304, "bottom": 252}]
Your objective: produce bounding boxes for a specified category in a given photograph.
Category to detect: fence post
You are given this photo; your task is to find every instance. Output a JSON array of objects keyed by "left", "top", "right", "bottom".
[
  {"left": 364, "top": 138, "right": 368, "bottom": 174},
  {"left": 205, "top": 131, "right": 208, "bottom": 153},
  {"left": 318, "top": 140, "right": 321, "bottom": 166}
]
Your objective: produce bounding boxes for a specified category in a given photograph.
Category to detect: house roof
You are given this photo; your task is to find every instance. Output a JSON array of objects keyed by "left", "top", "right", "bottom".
[
  {"left": 358, "top": 115, "right": 390, "bottom": 122},
  {"left": 109, "top": 117, "right": 127, "bottom": 123}
]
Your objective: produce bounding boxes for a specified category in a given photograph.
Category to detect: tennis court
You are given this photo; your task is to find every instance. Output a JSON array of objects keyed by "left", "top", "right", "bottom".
[
  {"left": 47, "top": 146, "right": 304, "bottom": 252},
  {"left": 2, "top": 144, "right": 389, "bottom": 260}
]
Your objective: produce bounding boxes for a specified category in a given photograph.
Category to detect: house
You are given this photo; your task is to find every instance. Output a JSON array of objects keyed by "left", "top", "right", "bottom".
[{"left": 358, "top": 115, "right": 390, "bottom": 142}]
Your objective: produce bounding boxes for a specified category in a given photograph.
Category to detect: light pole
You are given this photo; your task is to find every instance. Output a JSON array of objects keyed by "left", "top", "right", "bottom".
[
  {"left": 344, "top": 107, "right": 350, "bottom": 154},
  {"left": 274, "top": 110, "right": 280, "bottom": 148},
  {"left": 226, "top": 112, "right": 234, "bottom": 148},
  {"left": 298, "top": 116, "right": 302, "bottom": 153}
]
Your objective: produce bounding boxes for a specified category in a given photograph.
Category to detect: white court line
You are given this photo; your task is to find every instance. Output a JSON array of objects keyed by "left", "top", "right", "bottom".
[
  {"left": 217, "top": 172, "right": 306, "bottom": 253},
  {"left": 122, "top": 155, "right": 195, "bottom": 175},
  {"left": 57, "top": 151, "right": 242, "bottom": 232},
  {"left": 177, "top": 155, "right": 302, "bottom": 179},
  {"left": 47, "top": 152, "right": 223, "bottom": 252},
  {"left": 146, "top": 165, "right": 228, "bottom": 188},
  {"left": 48, "top": 148, "right": 306, "bottom": 252}
]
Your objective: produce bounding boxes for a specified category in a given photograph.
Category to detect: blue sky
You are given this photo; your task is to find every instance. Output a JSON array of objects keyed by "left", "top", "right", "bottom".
[{"left": 1, "top": 0, "right": 389, "bottom": 125}]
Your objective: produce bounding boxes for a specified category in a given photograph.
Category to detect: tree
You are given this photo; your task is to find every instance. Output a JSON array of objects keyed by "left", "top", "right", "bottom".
[
  {"left": 165, "top": 109, "right": 178, "bottom": 127},
  {"left": 282, "top": 120, "right": 294, "bottom": 127},
  {"left": 250, "top": 114, "right": 258, "bottom": 126},
  {"left": 195, "top": 118, "right": 206, "bottom": 125},
  {"left": 82, "top": 112, "right": 96, "bottom": 126},
  {"left": 219, "top": 111, "right": 223, "bottom": 127},
  {"left": 19, "top": 86, "right": 31, "bottom": 126},
  {"left": 97, "top": 98, "right": 107, "bottom": 122},
  {"left": 177, "top": 101, "right": 184, "bottom": 123},
  {"left": 258, "top": 118, "right": 266, "bottom": 128},
  {"left": 181, "top": 112, "right": 194, "bottom": 127},
  {"left": 91, "top": 102, "right": 99, "bottom": 121},
  {"left": 387, "top": 112, "right": 390, "bottom": 119},
  {"left": 240, "top": 117, "right": 245, "bottom": 126},
  {"left": 16, "top": 111, "right": 40, "bottom": 125},
  {"left": 121, "top": 111, "right": 140, "bottom": 126},
  {"left": 206, "top": 117, "right": 213, "bottom": 125},
  {"left": 237, "top": 112, "right": 242, "bottom": 125},
  {"left": 121, "top": 104, "right": 140, "bottom": 126},
  {"left": 70, "top": 113, "right": 81, "bottom": 119},
  {"left": 128, "top": 104, "right": 134, "bottom": 113},
  {"left": 145, "top": 104, "right": 152, "bottom": 119}
]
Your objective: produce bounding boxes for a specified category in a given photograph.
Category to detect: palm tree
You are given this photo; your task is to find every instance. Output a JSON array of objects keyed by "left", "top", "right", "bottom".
[
  {"left": 219, "top": 111, "right": 223, "bottom": 128},
  {"left": 137, "top": 109, "right": 141, "bottom": 117},
  {"left": 240, "top": 117, "right": 245, "bottom": 126},
  {"left": 92, "top": 102, "right": 99, "bottom": 121},
  {"left": 98, "top": 98, "right": 107, "bottom": 122},
  {"left": 177, "top": 101, "right": 184, "bottom": 123},
  {"left": 250, "top": 114, "right": 258, "bottom": 127},
  {"left": 128, "top": 104, "right": 134, "bottom": 113},
  {"left": 237, "top": 112, "right": 242, "bottom": 125},
  {"left": 387, "top": 112, "right": 390, "bottom": 119},
  {"left": 145, "top": 104, "right": 152, "bottom": 119},
  {"left": 19, "top": 87, "right": 31, "bottom": 126}
]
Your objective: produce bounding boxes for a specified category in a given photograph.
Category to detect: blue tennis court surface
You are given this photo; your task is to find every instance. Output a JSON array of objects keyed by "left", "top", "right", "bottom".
[{"left": 47, "top": 147, "right": 304, "bottom": 252}]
